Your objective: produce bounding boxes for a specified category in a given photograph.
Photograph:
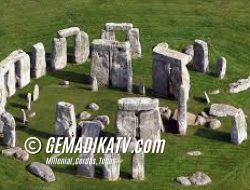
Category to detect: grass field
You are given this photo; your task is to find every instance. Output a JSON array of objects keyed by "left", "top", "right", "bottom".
[{"left": 0, "top": 0, "right": 250, "bottom": 189}]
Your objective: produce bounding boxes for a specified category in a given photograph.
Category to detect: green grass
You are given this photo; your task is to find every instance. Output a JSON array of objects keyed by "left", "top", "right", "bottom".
[{"left": 0, "top": 0, "right": 250, "bottom": 189}]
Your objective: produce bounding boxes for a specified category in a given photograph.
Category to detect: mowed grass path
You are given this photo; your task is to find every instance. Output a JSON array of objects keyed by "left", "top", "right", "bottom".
[{"left": 0, "top": 0, "right": 249, "bottom": 189}]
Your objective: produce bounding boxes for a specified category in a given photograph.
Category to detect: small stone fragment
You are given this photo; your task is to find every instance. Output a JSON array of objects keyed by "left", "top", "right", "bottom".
[
  {"left": 195, "top": 115, "right": 207, "bottom": 126},
  {"left": 189, "top": 171, "right": 212, "bottom": 186},
  {"left": 33, "top": 84, "right": 39, "bottom": 101},
  {"left": 187, "top": 151, "right": 202, "bottom": 156},
  {"left": 28, "top": 112, "right": 36, "bottom": 118},
  {"left": 187, "top": 112, "right": 197, "bottom": 125},
  {"left": 59, "top": 80, "right": 69, "bottom": 86},
  {"left": 21, "top": 109, "right": 27, "bottom": 124},
  {"left": 209, "top": 89, "right": 220, "bottom": 95},
  {"left": 139, "top": 83, "right": 146, "bottom": 95},
  {"left": 2, "top": 147, "right": 22, "bottom": 157},
  {"left": 176, "top": 176, "right": 192, "bottom": 186},
  {"left": 203, "top": 91, "right": 210, "bottom": 104},
  {"left": 14, "top": 149, "right": 29, "bottom": 161},
  {"left": 91, "top": 76, "right": 98, "bottom": 92},
  {"left": 216, "top": 57, "right": 227, "bottom": 79},
  {"left": 96, "top": 115, "right": 110, "bottom": 126},
  {"left": 79, "top": 111, "right": 91, "bottom": 120},
  {"left": 88, "top": 103, "right": 99, "bottom": 111},
  {"left": 208, "top": 119, "right": 221, "bottom": 130}
]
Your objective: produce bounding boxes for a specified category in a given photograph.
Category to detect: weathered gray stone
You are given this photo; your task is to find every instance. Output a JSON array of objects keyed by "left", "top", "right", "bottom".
[
  {"left": 14, "top": 149, "right": 29, "bottom": 161},
  {"left": 118, "top": 97, "right": 159, "bottom": 111},
  {"left": 77, "top": 152, "right": 95, "bottom": 178},
  {"left": 152, "top": 43, "right": 190, "bottom": 98},
  {"left": 33, "top": 84, "right": 39, "bottom": 101},
  {"left": 139, "top": 83, "right": 146, "bottom": 95},
  {"left": 80, "top": 31, "right": 90, "bottom": 63},
  {"left": 231, "top": 109, "right": 247, "bottom": 145},
  {"left": 91, "top": 76, "right": 98, "bottom": 92},
  {"left": 79, "top": 111, "right": 91, "bottom": 120},
  {"left": 57, "top": 27, "right": 80, "bottom": 38},
  {"left": 111, "top": 41, "right": 132, "bottom": 92},
  {"left": 0, "top": 89, "right": 6, "bottom": 114},
  {"left": 51, "top": 37, "right": 67, "bottom": 70},
  {"left": 101, "top": 29, "right": 115, "bottom": 40},
  {"left": 229, "top": 76, "right": 250, "bottom": 93},
  {"left": 193, "top": 40, "right": 209, "bottom": 73},
  {"left": 79, "top": 120, "right": 101, "bottom": 139},
  {"left": 116, "top": 110, "right": 137, "bottom": 138},
  {"left": 28, "top": 162, "right": 56, "bottom": 182},
  {"left": 90, "top": 39, "right": 112, "bottom": 86},
  {"left": 131, "top": 152, "right": 144, "bottom": 180},
  {"left": 88, "top": 103, "right": 99, "bottom": 111},
  {"left": 105, "top": 23, "right": 133, "bottom": 31},
  {"left": 2, "top": 147, "right": 21, "bottom": 157},
  {"left": 27, "top": 93, "right": 32, "bottom": 111},
  {"left": 161, "top": 108, "right": 172, "bottom": 124},
  {"left": 183, "top": 44, "right": 194, "bottom": 66},
  {"left": 1, "top": 112, "right": 15, "bottom": 147},
  {"left": 178, "top": 85, "right": 188, "bottom": 135},
  {"left": 139, "top": 109, "right": 162, "bottom": 141},
  {"left": 216, "top": 57, "right": 227, "bottom": 79},
  {"left": 21, "top": 109, "right": 27, "bottom": 124},
  {"left": 208, "top": 119, "right": 221, "bottom": 130},
  {"left": 55, "top": 102, "right": 76, "bottom": 138},
  {"left": 209, "top": 104, "right": 238, "bottom": 117},
  {"left": 189, "top": 171, "right": 212, "bottom": 186},
  {"left": 103, "top": 152, "right": 121, "bottom": 181},
  {"left": 176, "top": 176, "right": 192, "bottom": 186},
  {"left": 187, "top": 112, "right": 197, "bottom": 126},
  {"left": 96, "top": 115, "right": 110, "bottom": 126},
  {"left": 31, "top": 42, "right": 46, "bottom": 78},
  {"left": 195, "top": 115, "right": 207, "bottom": 126},
  {"left": 127, "top": 28, "right": 141, "bottom": 58}
]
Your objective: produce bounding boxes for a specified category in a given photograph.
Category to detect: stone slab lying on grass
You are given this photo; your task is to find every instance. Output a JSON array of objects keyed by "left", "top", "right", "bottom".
[
  {"left": 228, "top": 76, "right": 250, "bottom": 93},
  {"left": 189, "top": 171, "right": 211, "bottom": 186},
  {"left": 28, "top": 162, "right": 55, "bottom": 182},
  {"left": 176, "top": 176, "right": 192, "bottom": 186}
]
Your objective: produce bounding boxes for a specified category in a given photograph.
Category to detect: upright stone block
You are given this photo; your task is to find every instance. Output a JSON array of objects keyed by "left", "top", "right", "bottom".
[
  {"left": 31, "top": 42, "right": 46, "bottom": 78},
  {"left": 231, "top": 109, "right": 247, "bottom": 145},
  {"left": 177, "top": 85, "right": 188, "bottom": 135},
  {"left": 90, "top": 39, "right": 112, "bottom": 86},
  {"left": 77, "top": 152, "right": 95, "bottom": 178},
  {"left": 139, "top": 109, "right": 162, "bottom": 141},
  {"left": 127, "top": 28, "right": 141, "bottom": 58},
  {"left": 193, "top": 39, "right": 209, "bottom": 73},
  {"left": 131, "top": 152, "right": 144, "bottom": 180},
  {"left": 80, "top": 31, "right": 90, "bottom": 63},
  {"left": 79, "top": 121, "right": 102, "bottom": 139},
  {"left": 51, "top": 38, "right": 67, "bottom": 70},
  {"left": 1, "top": 112, "right": 16, "bottom": 147},
  {"left": 216, "top": 57, "right": 227, "bottom": 79},
  {"left": 103, "top": 152, "right": 121, "bottom": 181},
  {"left": 111, "top": 41, "right": 132, "bottom": 91},
  {"left": 101, "top": 29, "right": 115, "bottom": 40},
  {"left": 55, "top": 102, "right": 76, "bottom": 138}
]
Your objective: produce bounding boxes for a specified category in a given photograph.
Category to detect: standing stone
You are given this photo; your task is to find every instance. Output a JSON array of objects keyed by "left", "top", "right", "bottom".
[
  {"left": 90, "top": 39, "right": 112, "bottom": 86},
  {"left": 0, "top": 89, "right": 6, "bottom": 114},
  {"left": 79, "top": 121, "right": 102, "bottom": 140},
  {"left": 31, "top": 43, "right": 46, "bottom": 78},
  {"left": 91, "top": 76, "right": 98, "bottom": 92},
  {"left": 116, "top": 110, "right": 137, "bottom": 138},
  {"left": 33, "top": 84, "right": 39, "bottom": 101},
  {"left": 177, "top": 85, "right": 188, "bottom": 135},
  {"left": 21, "top": 109, "right": 27, "bottom": 124},
  {"left": 1, "top": 112, "right": 16, "bottom": 147},
  {"left": 131, "top": 152, "right": 144, "bottom": 180},
  {"left": 111, "top": 41, "right": 132, "bottom": 92},
  {"left": 193, "top": 40, "right": 209, "bottom": 73},
  {"left": 127, "top": 28, "right": 141, "bottom": 58},
  {"left": 27, "top": 93, "right": 32, "bottom": 111},
  {"left": 231, "top": 109, "right": 247, "bottom": 145},
  {"left": 216, "top": 57, "right": 227, "bottom": 79},
  {"left": 51, "top": 38, "right": 67, "bottom": 70},
  {"left": 80, "top": 31, "right": 90, "bottom": 63},
  {"left": 139, "top": 109, "right": 162, "bottom": 141},
  {"left": 183, "top": 44, "right": 194, "bottom": 66},
  {"left": 139, "top": 83, "right": 146, "bottom": 95},
  {"left": 101, "top": 29, "right": 115, "bottom": 40},
  {"left": 77, "top": 152, "right": 95, "bottom": 178},
  {"left": 103, "top": 152, "right": 121, "bottom": 181},
  {"left": 55, "top": 102, "right": 76, "bottom": 138}
]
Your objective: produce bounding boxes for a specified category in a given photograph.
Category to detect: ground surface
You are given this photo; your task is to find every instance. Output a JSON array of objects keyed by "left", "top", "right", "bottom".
[{"left": 0, "top": 0, "right": 250, "bottom": 189}]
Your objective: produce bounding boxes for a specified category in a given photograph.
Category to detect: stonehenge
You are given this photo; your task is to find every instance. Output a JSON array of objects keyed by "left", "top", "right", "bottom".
[
  {"left": 209, "top": 104, "right": 247, "bottom": 144},
  {"left": 55, "top": 101, "right": 77, "bottom": 138},
  {"left": 51, "top": 27, "right": 89, "bottom": 70},
  {"left": 193, "top": 39, "right": 209, "bottom": 73},
  {"left": 31, "top": 43, "right": 46, "bottom": 78},
  {"left": 90, "top": 39, "right": 132, "bottom": 92},
  {"left": 228, "top": 76, "right": 250, "bottom": 93},
  {"left": 116, "top": 97, "right": 162, "bottom": 141},
  {"left": 1, "top": 111, "right": 16, "bottom": 147},
  {"left": 101, "top": 23, "right": 141, "bottom": 58}
]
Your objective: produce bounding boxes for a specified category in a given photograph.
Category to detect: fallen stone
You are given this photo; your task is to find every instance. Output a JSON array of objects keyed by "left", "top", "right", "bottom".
[
  {"left": 228, "top": 76, "right": 250, "bottom": 93},
  {"left": 28, "top": 112, "right": 36, "bottom": 118},
  {"left": 176, "top": 176, "right": 192, "bottom": 186},
  {"left": 208, "top": 119, "right": 221, "bottom": 130},
  {"left": 27, "top": 93, "right": 32, "bottom": 111},
  {"left": 59, "top": 80, "right": 69, "bottom": 86},
  {"left": 33, "top": 84, "right": 39, "bottom": 101},
  {"left": 209, "top": 89, "right": 220, "bottom": 95},
  {"left": 2, "top": 147, "right": 22, "bottom": 157},
  {"left": 14, "top": 149, "right": 29, "bottom": 161},
  {"left": 28, "top": 162, "right": 56, "bottom": 182},
  {"left": 96, "top": 115, "right": 110, "bottom": 126},
  {"left": 187, "top": 151, "right": 202, "bottom": 156},
  {"left": 88, "top": 103, "right": 99, "bottom": 111},
  {"left": 216, "top": 57, "right": 227, "bottom": 79},
  {"left": 201, "top": 111, "right": 209, "bottom": 118},
  {"left": 203, "top": 91, "right": 210, "bottom": 104},
  {"left": 189, "top": 171, "right": 211, "bottom": 186},
  {"left": 79, "top": 111, "right": 91, "bottom": 120},
  {"left": 195, "top": 115, "right": 207, "bottom": 126},
  {"left": 187, "top": 112, "right": 197, "bottom": 125}
]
